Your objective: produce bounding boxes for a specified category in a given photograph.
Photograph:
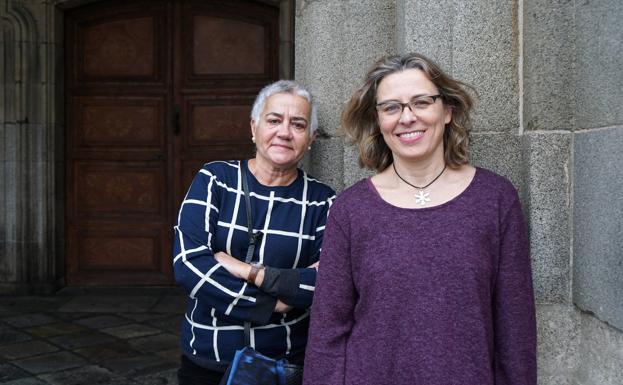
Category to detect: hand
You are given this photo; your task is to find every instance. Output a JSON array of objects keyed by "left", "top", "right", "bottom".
[
  {"left": 275, "top": 299, "right": 293, "bottom": 313},
  {"left": 308, "top": 261, "right": 319, "bottom": 270},
  {"left": 214, "top": 252, "right": 250, "bottom": 280}
]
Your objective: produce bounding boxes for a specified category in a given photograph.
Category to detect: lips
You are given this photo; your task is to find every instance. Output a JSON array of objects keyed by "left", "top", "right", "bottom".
[{"left": 397, "top": 130, "right": 424, "bottom": 139}]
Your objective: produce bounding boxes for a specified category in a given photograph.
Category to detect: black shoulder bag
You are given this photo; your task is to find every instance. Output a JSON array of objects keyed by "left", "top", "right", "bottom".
[{"left": 219, "top": 161, "right": 303, "bottom": 385}]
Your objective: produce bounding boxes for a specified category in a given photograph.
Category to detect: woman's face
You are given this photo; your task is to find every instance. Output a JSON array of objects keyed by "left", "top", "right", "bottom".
[
  {"left": 375, "top": 69, "right": 451, "bottom": 165},
  {"left": 251, "top": 92, "right": 313, "bottom": 171}
]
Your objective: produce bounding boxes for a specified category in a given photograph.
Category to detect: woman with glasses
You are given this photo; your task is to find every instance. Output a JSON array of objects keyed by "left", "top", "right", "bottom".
[{"left": 303, "top": 53, "right": 536, "bottom": 385}]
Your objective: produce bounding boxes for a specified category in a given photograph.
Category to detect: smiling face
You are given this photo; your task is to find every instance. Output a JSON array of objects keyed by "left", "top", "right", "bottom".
[
  {"left": 251, "top": 92, "right": 314, "bottom": 172},
  {"left": 375, "top": 69, "right": 451, "bottom": 165}
]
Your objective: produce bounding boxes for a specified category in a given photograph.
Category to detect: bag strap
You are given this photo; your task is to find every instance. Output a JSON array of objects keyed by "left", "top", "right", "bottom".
[{"left": 241, "top": 160, "right": 258, "bottom": 347}]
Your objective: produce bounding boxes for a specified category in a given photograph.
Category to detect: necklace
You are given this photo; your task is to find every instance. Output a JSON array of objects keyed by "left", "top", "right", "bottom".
[{"left": 392, "top": 163, "right": 447, "bottom": 206}]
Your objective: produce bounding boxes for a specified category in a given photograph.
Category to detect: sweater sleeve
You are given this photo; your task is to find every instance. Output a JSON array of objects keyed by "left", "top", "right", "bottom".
[
  {"left": 303, "top": 202, "right": 355, "bottom": 385},
  {"left": 259, "top": 194, "right": 335, "bottom": 309},
  {"left": 493, "top": 196, "right": 537, "bottom": 385},
  {"left": 173, "top": 166, "right": 276, "bottom": 325}
]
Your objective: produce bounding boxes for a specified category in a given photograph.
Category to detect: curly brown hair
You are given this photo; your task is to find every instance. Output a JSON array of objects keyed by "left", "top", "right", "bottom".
[{"left": 342, "top": 53, "right": 474, "bottom": 172}]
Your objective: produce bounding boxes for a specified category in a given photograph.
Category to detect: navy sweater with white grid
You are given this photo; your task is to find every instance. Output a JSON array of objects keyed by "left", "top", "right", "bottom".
[{"left": 173, "top": 160, "right": 336, "bottom": 371}]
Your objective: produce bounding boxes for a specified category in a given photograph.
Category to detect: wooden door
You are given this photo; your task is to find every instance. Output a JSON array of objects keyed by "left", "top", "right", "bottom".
[{"left": 65, "top": 0, "right": 279, "bottom": 285}]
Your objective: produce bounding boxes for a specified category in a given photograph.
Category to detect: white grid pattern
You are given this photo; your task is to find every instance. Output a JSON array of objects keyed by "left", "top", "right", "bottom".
[{"left": 176, "top": 160, "right": 335, "bottom": 362}]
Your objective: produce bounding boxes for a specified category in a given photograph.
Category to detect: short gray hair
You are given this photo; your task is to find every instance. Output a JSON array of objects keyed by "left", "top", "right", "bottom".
[{"left": 250, "top": 80, "right": 318, "bottom": 134}]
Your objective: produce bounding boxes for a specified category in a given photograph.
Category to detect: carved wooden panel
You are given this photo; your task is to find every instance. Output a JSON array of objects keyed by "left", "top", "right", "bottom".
[
  {"left": 188, "top": 101, "right": 252, "bottom": 145},
  {"left": 181, "top": 0, "right": 279, "bottom": 87},
  {"left": 79, "top": 233, "right": 158, "bottom": 270},
  {"left": 82, "top": 17, "right": 155, "bottom": 77},
  {"left": 74, "top": 162, "right": 164, "bottom": 218},
  {"left": 75, "top": 97, "right": 164, "bottom": 147},
  {"left": 67, "top": 0, "right": 167, "bottom": 85},
  {"left": 193, "top": 16, "right": 265, "bottom": 75}
]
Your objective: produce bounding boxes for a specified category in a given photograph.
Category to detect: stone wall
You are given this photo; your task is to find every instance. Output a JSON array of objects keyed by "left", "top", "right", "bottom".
[
  {"left": 0, "top": 0, "right": 63, "bottom": 293},
  {"left": 295, "top": 0, "right": 623, "bottom": 384}
]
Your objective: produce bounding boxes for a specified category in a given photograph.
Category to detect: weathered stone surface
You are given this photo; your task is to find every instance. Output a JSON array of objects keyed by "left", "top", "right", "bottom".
[
  {"left": 295, "top": 0, "right": 395, "bottom": 136},
  {"left": 2, "top": 312, "right": 58, "bottom": 328},
  {"left": 309, "top": 136, "right": 345, "bottom": 192},
  {"left": 399, "top": 0, "right": 518, "bottom": 132},
  {"left": 524, "top": 133, "right": 571, "bottom": 304},
  {"left": 101, "top": 324, "right": 161, "bottom": 340},
  {"left": 574, "top": 0, "right": 623, "bottom": 129},
  {"left": 576, "top": 312, "right": 623, "bottom": 385},
  {"left": 573, "top": 127, "right": 623, "bottom": 329},
  {"left": 13, "top": 351, "right": 86, "bottom": 375},
  {"left": 73, "top": 315, "right": 132, "bottom": 329},
  {"left": 452, "top": 2, "right": 519, "bottom": 133},
  {"left": 0, "top": 362, "right": 30, "bottom": 382},
  {"left": 38, "top": 365, "right": 128, "bottom": 385},
  {"left": 49, "top": 331, "right": 116, "bottom": 350},
  {"left": 523, "top": 0, "right": 575, "bottom": 131},
  {"left": 59, "top": 295, "right": 160, "bottom": 313},
  {"left": 127, "top": 333, "right": 179, "bottom": 354},
  {"left": 0, "top": 340, "right": 58, "bottom": 360},
  {"left": 470, "top": 132, "right": 525, "bottom": 200},
  {"left": 342, "top": 143, "right": 374, "bottom": 190},
  {"left": 396, "top": 0, "right": 453, "bottom": 68},
  {"left": 536, "top": 304, "right": 580, "bottom": 385}
]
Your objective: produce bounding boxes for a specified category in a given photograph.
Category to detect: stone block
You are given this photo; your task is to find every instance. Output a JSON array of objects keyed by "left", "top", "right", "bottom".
[
  {"left": 396, "top": 0, "right": 453, "bottom": 69},
  {"left": 38, "top": 365, "right": 128, "bottom": 385},
  {"left": 342, "top": 143, "right": 374, "bottom": 190},
  {"left": 309, "top": 136, "right": 345, "bottom": 192},
  {"left": 49, "top": 331, "right": 116, "bottom": 349},
  {"left": 575, "top": 312, "right": 623, "bottom": 385},
  {"left": 574, "top": 0, "right": 623, "bottom": 129},
  {"left": 573, "top": 127, "right": 623, "bottom": 330},
  {"left": 27, "top": 321, "right": 86, "bottom": 338},
  {"left": 127, "top": 332, "right": 179, "bottom": 353},
  {"left": 452, "top": 2, "right": 519, "bottom": 133},
  {"left": 13, "top": 351, "right": 86, "bottom": 375},
  {"left": 469, "top": 132, "right": 525, "bottom": 201},
  {"left": 536, "top": 304, "right": 580, "bottom": 385},
  {"left": 101, "top": 324, "right": 161, "bottom": 340},
  {"left": 398, "top": 1, "right": 518, "bottom": 132},
  {"left": 74, "top": 314, "right": 132, "bottom": 329},
  {"left": 523, "top": 0, "right": 575, "bottom": 131},
  {"left": 295, "top": 0, "right": 395, "bottom": 136},
  {"left": 59, "top": 294, "right": 160, "bottom": 313},
  {"left": 524, "top": 132, "right": 571, "bottom": 304},
  {"left": 3, "top": 312, "right": 58, "bottom": 328},
  {"left": 0, "top": 340, "right": 58, "bottom": 360},
  {"left": 0, "top": 363, "right": 30, "bottom": 383}
]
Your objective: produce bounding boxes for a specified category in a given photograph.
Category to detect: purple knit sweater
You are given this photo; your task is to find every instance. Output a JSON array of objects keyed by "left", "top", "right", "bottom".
[{"left": 303, "top": 168, "right": 536, "bottom": 385}]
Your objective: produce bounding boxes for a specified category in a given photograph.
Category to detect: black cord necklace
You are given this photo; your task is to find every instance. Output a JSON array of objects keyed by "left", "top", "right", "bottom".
[{"left": 392, "top": 163, "right": 447, "bottom": 206}]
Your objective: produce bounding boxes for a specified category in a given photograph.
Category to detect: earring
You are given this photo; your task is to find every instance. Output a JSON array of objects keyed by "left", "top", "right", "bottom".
[
  {"left": 251, "top": 136, "right": 256, "bottom": 143},
  {"left": 308, "top": 146, "right": 312, "bottom": 150}
]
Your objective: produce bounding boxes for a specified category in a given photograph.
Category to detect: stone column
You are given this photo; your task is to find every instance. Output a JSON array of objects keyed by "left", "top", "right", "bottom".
[
  {"left": 294, "top": 0, "right": 395, "bottom": 190},
  {"left": 0, "top": 0, "right": 62, "bottom": 293}
]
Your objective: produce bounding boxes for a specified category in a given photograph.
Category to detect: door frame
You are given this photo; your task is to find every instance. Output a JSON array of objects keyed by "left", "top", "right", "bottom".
[{"left": 52, "top": 0, "right": 294, "bottom": 287}]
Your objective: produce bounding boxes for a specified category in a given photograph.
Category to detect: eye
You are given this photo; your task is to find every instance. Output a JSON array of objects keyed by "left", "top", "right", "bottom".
[
  {"left": 381, "top": 103, "right": 401, "bottom": 114},
  {"left": 292, "top": 122, "right": 308, "bottom": 131},
  {"left": 410, "top": 98, "right": 434, "bottom": 108},
  {"left": 267, "top": 118, "right": 281, "bottom": 125}
]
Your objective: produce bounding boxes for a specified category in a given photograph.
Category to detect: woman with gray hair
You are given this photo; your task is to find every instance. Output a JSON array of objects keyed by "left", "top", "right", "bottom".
[{"left": 174, "top": 80, "right": 336, "bottom": 385}]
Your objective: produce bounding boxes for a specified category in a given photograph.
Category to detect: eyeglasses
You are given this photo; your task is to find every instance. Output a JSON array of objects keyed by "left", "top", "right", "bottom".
[{"left": 375, "top": 95, "right": 442, "bottom": 118}]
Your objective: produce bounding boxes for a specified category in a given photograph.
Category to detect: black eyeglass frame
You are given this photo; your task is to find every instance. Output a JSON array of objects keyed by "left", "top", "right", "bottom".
[{"left": 375, "top": 94, "right": 443, "bottom": 114}]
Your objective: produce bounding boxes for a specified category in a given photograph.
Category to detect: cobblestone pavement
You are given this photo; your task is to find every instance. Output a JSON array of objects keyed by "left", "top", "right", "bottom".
[{"left": 0, "top": 287, "right": 186, "bottom": 385}]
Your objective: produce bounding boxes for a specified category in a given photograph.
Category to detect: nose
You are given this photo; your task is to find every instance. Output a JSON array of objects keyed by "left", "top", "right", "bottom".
[
  {"left": 276, "top": 120, "right": 294, "bottom": 138},
  {"left": 398, "top": 104, "right": 417, "bottom": 124}
]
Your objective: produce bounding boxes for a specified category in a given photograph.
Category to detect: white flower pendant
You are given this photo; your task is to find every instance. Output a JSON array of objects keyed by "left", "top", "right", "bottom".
[{"left": 414, "top": 190, "right": 431, "bottom": 206}]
